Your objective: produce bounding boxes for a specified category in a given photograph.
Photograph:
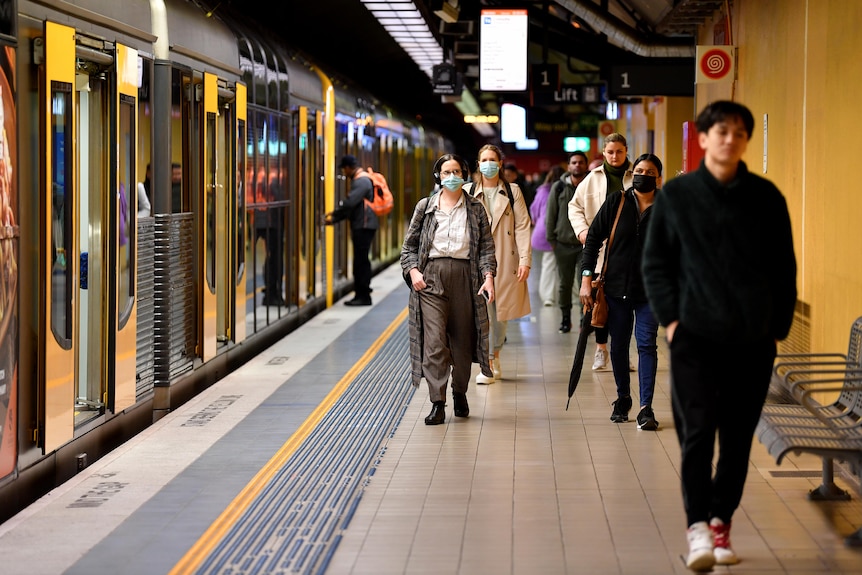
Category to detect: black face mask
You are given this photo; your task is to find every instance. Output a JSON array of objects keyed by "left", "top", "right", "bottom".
[{"left": 632, "top": 174, "right": 657, "bottom": 192}]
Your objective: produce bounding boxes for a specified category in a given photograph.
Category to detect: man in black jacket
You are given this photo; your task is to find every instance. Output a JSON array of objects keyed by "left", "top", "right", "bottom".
[
  {"left": 325, "top": 155, "right": 379, "bottom": 306},
  {"left": 642, "top": 101, "right": 797, "bottom": 572}
]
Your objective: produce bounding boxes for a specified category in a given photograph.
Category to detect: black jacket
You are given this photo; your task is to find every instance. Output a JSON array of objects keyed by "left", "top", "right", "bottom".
[
  {"left": 545, "top": 174, "right": 580, "bottom": 246},
  {"left": 642, "top": 160, "right": 797, "bottom": 343},
  {"left": 330, "top": 170, "right": 379, "bottom": 231},
  {"left": 581, "top": 187, "right": 654, "bottom": 302}
]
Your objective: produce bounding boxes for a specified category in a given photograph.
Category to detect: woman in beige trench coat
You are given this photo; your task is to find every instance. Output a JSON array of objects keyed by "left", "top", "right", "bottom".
[{"left": 464, "top": 144, "right": 531, "bottom": 383}]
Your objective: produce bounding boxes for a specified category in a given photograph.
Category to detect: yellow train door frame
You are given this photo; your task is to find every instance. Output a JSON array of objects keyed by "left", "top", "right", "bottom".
[
  {"left": 234, "top": 83, "right": 247, "bottom": 343},
  {"left": 113, "top": 44, "right": 138, "bottom": 412},
  {"left": 42, "top": 21, "right": 76, "bottom": 451},
  {"left": 201, "top": 72, "right": 218, "bottom": 361}
]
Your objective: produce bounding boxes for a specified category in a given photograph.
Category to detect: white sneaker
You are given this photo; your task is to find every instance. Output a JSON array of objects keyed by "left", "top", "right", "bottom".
[
  {"left": 685, "top": 521, "right": 715, "bottom": 572},
  {"left": 592, "top": 347, "right": 608, "bottom": 370},
  {"left": 492, "top": 356, "right": 502, "bottom": 379},
  {"left": 477, "top": 358, "right": 495, "bottom": 384},
  {"left": 710, "top": 517, "right": 739, "bottom": 565}
]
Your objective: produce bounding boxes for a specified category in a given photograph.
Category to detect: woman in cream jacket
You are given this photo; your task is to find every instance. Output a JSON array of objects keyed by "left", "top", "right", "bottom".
[{"left": 464, "top": 144, "right": 531, "bottom": 383}]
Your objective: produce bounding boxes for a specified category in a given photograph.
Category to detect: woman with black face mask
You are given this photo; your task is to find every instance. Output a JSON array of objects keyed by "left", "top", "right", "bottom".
[{"left": 578, "top": 153, "right": 663, "bottom": 431}]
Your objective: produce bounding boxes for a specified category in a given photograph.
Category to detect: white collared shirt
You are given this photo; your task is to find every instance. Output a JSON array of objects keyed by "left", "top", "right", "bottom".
[{"left": 428, "top": 192, "right": 470, "bottom": 260}]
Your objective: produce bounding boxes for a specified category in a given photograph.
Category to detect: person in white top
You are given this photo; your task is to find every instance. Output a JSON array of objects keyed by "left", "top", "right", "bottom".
[
  {"left": 464, "top": 144, "right": 532, "bottom": 384},
  {"left": 567, "top": 133, "right": 633, "bottom": 371},
  {"left": 137, "top": 163, "right": 152, "bottom": 218}
]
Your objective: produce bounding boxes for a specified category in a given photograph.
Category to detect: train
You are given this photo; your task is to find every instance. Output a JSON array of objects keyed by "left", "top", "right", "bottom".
[{"left": 0, "top": 0, "right": 450, "bottom": 521}]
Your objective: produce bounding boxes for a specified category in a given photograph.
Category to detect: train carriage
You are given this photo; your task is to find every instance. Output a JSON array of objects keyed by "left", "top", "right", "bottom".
[{"left": 0, "top": 0, "right": 450, "bottom": 522}]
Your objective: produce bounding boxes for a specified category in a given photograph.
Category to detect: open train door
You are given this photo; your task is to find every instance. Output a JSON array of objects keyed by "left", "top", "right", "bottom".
[{"left": 41, "top": 22, "right": 140, "bottom": 452}]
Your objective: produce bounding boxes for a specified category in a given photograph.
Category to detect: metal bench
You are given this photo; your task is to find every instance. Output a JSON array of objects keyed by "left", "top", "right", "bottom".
[
  {"left": 773, "top": 316, "right": 862, "bottom": 387},
  {"left": 757, "top": 360, "right": 862, "bottom": 547}
]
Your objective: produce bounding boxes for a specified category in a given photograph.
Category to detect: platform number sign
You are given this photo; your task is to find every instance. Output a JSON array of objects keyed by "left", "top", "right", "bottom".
[
  {"left": 531, "top": 64, "right": 559, "bottom": 92},
  {"left": 609, "top": 64, "right": 694, "bottom": 98}
]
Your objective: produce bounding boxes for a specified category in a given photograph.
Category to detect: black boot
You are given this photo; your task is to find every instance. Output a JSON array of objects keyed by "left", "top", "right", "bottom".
[
  {"left": 453, "top": 393, "right": 469, "bottom": 417},
  {"left": 425, "top": 401, "right": 446, "bottom": 425},
  {"left": 610, "top": 396, "right": 632, "bottom": 423},
  {"left": 559, "top": 311, "right": 572, "bottom": 333}
]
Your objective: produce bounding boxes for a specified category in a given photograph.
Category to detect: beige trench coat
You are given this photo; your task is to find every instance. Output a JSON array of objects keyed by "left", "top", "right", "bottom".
[{"left": 465, "top": 181, "right": 532, "bottom": 321}]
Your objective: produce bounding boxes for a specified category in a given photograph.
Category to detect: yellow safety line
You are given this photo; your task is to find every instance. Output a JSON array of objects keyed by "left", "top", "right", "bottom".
[{"left": 169, "top": 306, "right": 409, "bottom": 575}]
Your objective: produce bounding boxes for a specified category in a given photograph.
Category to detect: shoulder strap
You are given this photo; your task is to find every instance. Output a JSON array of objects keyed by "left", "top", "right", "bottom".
[
  {"left": 354, "top": 170, "right": 374, "bottom": 200},
  {"left": 600, "top": 191, "right": 626, "bottom": 277},
  {"left": 501, "top": 179, "right": 515, "bottom": 210}
]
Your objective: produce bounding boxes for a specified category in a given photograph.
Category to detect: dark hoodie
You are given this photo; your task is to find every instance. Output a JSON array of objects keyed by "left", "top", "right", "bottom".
[
  {"left": 545, "top": 173, "right": 581, "bottom": 246},
  {"left": 642, "top": 160, "right": 797, "bottom": 343}
]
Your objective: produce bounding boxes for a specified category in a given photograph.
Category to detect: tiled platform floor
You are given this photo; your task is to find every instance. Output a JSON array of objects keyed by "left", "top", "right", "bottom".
[{"left": 328, "top": 269, "right": 862, "bottom": 575}]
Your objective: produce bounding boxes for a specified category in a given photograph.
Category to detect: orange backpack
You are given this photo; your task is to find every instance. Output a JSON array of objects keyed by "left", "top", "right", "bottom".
[{"left": 361, "top": 168, "right": 394, "bottom": 217}]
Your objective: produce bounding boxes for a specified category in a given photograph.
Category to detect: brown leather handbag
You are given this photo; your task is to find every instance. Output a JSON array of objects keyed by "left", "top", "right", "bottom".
[{"left": 590, "top": 192, "right": 626, "bottom": 328}]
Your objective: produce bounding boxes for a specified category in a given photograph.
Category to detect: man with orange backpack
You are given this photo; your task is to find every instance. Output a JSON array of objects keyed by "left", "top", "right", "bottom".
[{"left": 324, "top": 155, "right": 378, "bottom": 306}]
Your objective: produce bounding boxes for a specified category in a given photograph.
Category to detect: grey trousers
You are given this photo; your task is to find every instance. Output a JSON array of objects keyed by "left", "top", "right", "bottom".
[{"left": 419, "top": 258, "right": 476, "bottom": 403}]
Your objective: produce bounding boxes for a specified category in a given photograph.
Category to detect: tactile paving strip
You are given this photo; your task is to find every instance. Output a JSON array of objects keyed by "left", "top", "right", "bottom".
[{"left": 198, "top": 319, "right": 414, "bottom": 575}]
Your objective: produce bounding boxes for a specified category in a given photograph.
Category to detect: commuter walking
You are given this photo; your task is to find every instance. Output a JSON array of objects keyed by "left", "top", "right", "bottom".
[
  {"left": 569, "top": 134, "right": 633, "bottom": 369},
  {"left": 580, "top": 154, "right": 663, "bottom": 430},
  {"left": 324, "top": 155, "right": 379, "bottom": 306},
  {"left": 530, "top": 165, "right": 566, "bottom": 307},
  {"left": 465, "top": 144, "right": 531, "bottom": 384},
  {"left": 642, "top": 101, "right": 797, "bottom": 571},
  {"left": 546, "top": 151, "right": 589, "bottom": 332},
  {"left": 401, "top": 154, "right": 496, "bottom": 425}
]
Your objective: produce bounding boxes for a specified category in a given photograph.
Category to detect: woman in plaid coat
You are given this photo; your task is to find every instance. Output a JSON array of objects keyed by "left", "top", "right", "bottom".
[{"left": 401, "top": 154, "right": 497, "bottom": 425}]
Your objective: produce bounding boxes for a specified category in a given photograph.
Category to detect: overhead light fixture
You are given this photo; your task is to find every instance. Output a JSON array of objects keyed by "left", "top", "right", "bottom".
[{"left": 360, "top": 0, "right": 443, "bottom": 78}]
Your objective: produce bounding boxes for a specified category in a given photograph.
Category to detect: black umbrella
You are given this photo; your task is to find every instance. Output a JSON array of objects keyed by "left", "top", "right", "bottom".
[{"left": 566, "top": 307, "right": 595, "bottom": 410}]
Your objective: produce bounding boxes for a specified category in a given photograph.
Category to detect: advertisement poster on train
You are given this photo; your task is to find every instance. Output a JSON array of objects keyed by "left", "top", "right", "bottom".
[{"left": 0, "top": 44, "right": 18, "bottom": 480}]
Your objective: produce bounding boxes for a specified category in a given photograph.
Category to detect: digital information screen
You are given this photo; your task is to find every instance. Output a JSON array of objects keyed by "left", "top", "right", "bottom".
[{"left": 479, "top": 9, "right": 528, "bottom": 91}]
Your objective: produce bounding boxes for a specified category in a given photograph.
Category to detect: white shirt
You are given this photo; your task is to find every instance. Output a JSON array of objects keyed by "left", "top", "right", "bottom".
[
  {"left": 428, "top": 192, "right": 470, "bottom": 260},
  {"left": 137, "top": 182, "right": 151, "bottom": 217}
]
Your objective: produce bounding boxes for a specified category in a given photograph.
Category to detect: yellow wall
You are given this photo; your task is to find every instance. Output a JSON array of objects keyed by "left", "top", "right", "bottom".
[
  {"left": 650, "top": 97, "right": 693, "bottom": 178},
  {"left": 620, "top": 0, "right": 862, "bottom": 353},
  {"left": 734, "top": 0, "right": 862, "bottom": 352}
]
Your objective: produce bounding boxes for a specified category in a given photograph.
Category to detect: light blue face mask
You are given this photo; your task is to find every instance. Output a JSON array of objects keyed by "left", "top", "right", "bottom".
[
  {"left": 441, "top": 175, "right": 465, "bottom": 191},
  {"left": 479, "top": 160, "right": 500, "bottom": 178}
]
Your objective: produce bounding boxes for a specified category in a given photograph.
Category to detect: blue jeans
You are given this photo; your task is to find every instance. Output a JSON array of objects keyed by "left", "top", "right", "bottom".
[{"left": 606, "top": 296, "right": 659, "bottom": 407}]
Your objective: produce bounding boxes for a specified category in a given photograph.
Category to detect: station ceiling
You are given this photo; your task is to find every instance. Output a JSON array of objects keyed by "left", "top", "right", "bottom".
[{"left": 227, "top": 0, "right": 725, "bottom": 153}]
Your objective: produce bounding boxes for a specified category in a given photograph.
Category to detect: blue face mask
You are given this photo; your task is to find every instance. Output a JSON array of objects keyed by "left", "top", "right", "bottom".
[
  {"left": 478, "top": 160, "right": 499, "bottom": 178},
  {"left": 441, "top": 175, "right": 465, "bottom": 191}
]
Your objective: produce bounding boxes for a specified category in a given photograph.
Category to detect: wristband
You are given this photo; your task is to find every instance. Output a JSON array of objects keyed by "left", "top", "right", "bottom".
[{"left": 582, "top": 270, "right": 592, "bottom": 276}]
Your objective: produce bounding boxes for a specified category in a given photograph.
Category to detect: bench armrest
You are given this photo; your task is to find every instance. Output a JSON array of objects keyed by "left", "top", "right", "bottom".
[
  {"left": 775, "top": 352, "right": 847, "bottom": 363},
  {"left": 796, "top": 378, "right": 862, "bottom": 428},
  {"left": 783, "top": 368, "right": 862, "bottom": 389}
]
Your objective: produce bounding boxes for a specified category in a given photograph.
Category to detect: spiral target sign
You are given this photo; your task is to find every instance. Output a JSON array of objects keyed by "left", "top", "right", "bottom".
[{"left": 696, "top": 45, "right": 735, "bottom": 84}]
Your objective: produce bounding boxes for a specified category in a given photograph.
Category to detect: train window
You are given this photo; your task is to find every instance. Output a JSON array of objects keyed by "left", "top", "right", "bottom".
[
  {"left": 118, "top": 94, "right": 135, "bottom": 328},
  {"left": 206, "top": 111, "right": 216, "bottom": 292},
  {"left": 50, "top": 81, "right": 73, "bottom": 348},
  {"left": 170, "top": 69, "right": 188, "bottom": 213}
]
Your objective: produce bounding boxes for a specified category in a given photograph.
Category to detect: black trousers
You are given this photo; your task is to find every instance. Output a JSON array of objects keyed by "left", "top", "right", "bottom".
[
  {"left": 351, "top": 228, "right": 375, "bottom": 299},
  {"left": 669, "top": 324, "right": 776, "bottom": 526}
]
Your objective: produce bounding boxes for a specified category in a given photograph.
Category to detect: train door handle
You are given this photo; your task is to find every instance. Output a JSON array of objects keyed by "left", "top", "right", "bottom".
[{"left": 80, "top": 252, "right": 88, "bottom": 289}]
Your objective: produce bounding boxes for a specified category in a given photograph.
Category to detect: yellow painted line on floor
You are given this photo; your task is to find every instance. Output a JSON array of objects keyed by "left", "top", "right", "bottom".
[{"left": 169, "top": 306, "right": 409, "bottom": 575}]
